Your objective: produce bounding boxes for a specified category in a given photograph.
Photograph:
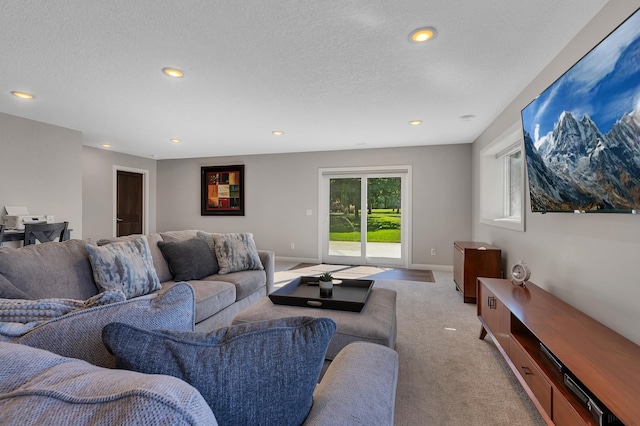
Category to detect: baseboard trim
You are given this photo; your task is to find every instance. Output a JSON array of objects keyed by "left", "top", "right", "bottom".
[{"left": 275, "top": 256, "right": 321, "bottom": 264}]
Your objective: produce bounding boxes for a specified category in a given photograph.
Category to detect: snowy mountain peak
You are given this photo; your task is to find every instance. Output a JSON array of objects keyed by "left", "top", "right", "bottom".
[{"left": 526, "top": 106, "right": 640, "bottom": 211}]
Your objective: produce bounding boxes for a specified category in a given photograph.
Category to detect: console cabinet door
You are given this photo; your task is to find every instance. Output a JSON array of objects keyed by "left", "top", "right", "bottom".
[
  {"left": 510, "top": 338, "right": 552, "bottom": 417},
  {"left": 477, "top": 282, "right": 510, "bottom": 353}
]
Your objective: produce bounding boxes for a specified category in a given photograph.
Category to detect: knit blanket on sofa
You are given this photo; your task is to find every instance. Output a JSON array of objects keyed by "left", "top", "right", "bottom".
[{"left": 0, "top": 290, "right": 126, "bottom": 337}]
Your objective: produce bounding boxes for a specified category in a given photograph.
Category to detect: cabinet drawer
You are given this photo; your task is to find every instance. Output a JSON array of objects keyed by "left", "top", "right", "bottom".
[
  {"left": 509, "top": 338, "right": 552, "bottom": 416},
  {"left": 553, "top": 389, "right": 585, "bottom": 426}
]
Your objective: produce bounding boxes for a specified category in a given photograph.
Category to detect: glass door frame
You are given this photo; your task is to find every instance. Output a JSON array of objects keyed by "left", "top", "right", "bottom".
[{"left": 318, "top": 166, "right": 412, "bottom": 268}]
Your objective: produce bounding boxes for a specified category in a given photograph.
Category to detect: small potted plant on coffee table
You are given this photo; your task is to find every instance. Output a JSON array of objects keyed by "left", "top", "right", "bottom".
[{"left": 318, "top": 272, "right": 334, "bottom": 297}]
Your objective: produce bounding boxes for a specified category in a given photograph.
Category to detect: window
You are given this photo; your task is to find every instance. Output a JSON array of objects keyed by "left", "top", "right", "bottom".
[
  {"left": 504, "top": 149, "right": 522, "bottom": 219},
  {"left": 480, "top": 123, "right": 525, "bottom": 231}
]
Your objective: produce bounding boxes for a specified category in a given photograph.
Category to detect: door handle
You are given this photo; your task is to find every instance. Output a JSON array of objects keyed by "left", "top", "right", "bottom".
[{"left": 116, "top": 218, "right": 123, "bottom": 222}]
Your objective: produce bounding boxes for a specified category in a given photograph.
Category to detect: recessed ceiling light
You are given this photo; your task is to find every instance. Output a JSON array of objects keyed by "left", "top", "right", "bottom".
[
  {"left": 162, "top": 68, "right": 184, "bottom": 78},
  {"left": 409, "top": 27, "right": 437, "bottom": 43},
  {"left": 272, "top": 131, "right": 284, "bottom": 136},
  {"left": 101, "top": 144, "right": 111, "bottom": 148},
  {"left": 409, "top": 120, "right": 422, "bottom": 126},
  {"left": 459, "top": 115, "right": 476, "bottom": 121},
  {"left": 11, "top": 91, "right": 34, "bottom": 99},
  {"left": 170, "top": 138, "right": 181, "bottom": 143}
]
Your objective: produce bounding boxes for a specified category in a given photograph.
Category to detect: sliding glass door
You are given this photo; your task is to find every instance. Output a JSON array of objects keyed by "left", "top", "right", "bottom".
[{"left": 321, "top": 168, "right": 409, "bottom": 267}]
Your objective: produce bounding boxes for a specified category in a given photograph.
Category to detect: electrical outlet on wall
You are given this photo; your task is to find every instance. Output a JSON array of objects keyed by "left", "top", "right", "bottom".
[{"left": 291, "top": 243, "right": 295, "bottom": 250}]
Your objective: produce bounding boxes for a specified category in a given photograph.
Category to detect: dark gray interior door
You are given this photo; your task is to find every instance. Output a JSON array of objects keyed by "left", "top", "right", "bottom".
[{"left": 116, "top": 171, "right": 143, "bottom": 237}]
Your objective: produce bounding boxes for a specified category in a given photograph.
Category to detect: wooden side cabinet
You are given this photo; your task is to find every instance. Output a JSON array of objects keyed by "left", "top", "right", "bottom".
[
  {"left": 453, "top": 241, "right": 501, "bottom": 303},
  {"left": 478, "top": 278, "right": 640, "bottom": 425}
]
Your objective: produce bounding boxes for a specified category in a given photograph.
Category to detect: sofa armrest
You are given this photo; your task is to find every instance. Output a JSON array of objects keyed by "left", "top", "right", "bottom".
[
  {"left": 0, "top": 342, "right": 217, "bottom": 425},
  {"left": 258, "top": 250, "right": 275, "bottom": 294},
  {"left": 304, "top": 342, "right": 399, "bottom": 426}
]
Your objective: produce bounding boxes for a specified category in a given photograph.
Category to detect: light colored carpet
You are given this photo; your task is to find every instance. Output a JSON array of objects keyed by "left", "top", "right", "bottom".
[{"left": 274, "top": 265, "right": 545, "bottom": 425}]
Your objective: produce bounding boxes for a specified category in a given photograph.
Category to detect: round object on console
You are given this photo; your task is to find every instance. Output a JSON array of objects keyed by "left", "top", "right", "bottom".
[{"left": 511, "top": 261, "right": 531, "bottom": 286}]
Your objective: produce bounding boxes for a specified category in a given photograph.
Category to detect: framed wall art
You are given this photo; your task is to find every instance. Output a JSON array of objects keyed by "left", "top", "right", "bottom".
[{"left": 201, "top": 165, "right": 245, "bottom": 216}]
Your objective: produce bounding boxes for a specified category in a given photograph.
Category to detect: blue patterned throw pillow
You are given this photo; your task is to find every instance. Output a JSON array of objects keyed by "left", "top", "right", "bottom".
[
  {"left": 85, "top": 236, "right": 161, "bottom": 299},
  {"left": 212, "top": 232, "right": 263, "bottom": 274},
  {"left": 103, "top": 316, "right": 336, "bottom": 426}
]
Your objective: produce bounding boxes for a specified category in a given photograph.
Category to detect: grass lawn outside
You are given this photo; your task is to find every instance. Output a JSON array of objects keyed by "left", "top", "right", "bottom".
[{"left": 330, "top": 209, "right": 401, "bottom": 243}]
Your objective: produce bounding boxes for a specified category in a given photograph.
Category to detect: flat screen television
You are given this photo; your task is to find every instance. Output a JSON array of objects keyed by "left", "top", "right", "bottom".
[{"left": 521, "top": 7, "right": 640, "bottom": 213}]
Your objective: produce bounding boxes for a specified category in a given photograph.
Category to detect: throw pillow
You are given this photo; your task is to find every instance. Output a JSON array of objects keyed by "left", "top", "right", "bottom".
[
  {"left": 0, "top": 274, "right": 31, "bottom": 299},
  {"left": 157, "top": 237, "right": 217, "bottom": 281},
  {"left": 103, "top": 316, "right": 337, "bottom": 426},
  {"left": 0, "top": 290, "right": 126, "bottom": 324},
  {"left": 212, "top": 233, "right": 263, "bottom": 275},
  {"left": 97, "top": 233, "right": 172, "bottom": 283},
  {"left": 195, "top": 231, "right": 220, "bottom": 274},
  {"left": 4, "top": 282, "right": 195, "bottom": 368},
  {"left": 85, "top": 236, "right": 161, "bottom": 299}
]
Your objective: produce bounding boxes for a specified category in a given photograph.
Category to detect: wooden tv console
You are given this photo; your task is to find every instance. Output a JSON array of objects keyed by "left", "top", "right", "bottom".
[{"left": 477, "top": 278, "right": 640, "bottom": 425}]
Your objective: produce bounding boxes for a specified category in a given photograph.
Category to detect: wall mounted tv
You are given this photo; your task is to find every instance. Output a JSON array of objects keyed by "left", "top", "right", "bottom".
[{"left": 521, "top": 7, "right": 640, "bottom": 214}]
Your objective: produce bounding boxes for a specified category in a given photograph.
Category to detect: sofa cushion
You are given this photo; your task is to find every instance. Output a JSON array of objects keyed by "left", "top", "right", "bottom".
[
  {"left": 159, "top": 229, "right": 200, "bottom": 242},
  {"left": 0, "top": 274, "right": 31, "bottom": 299},
  {"left": 85, "top": 236, "right": 161, "bottom": 299},
  {"left": 103, "top": 316, "right": 336, "bottom": 426},
  {"left": 0, "top": 239, "right": 97, "bottom": 300},
  {"left": 212, "top": 233, "right": 264, "bottom": 275},
  {"left": 157, "top": 237, "right": 216, "bottom": 281},
  {"left": 0, "top": 290, "right": 125, "bottom": 324},
  {"left": 208, "top": 269, "right": 266, "bottom": 301},
  {"left": 1, "top": 282, "right": 195, "bottom": 368},
  {"left": 161, "top": 280, "right": 236, "bottom": 324},
  {"left": 196, "top": 231, "right": 220, "bottom": 274},
  {"left": 233, "top": 288, "right": 397, "bottom": 361},
  {"left": 97, "top": 233, "right": 172, "bottom": 283},
  {"left": 0, "top": 342, "right": 217, "bottom": 425}
]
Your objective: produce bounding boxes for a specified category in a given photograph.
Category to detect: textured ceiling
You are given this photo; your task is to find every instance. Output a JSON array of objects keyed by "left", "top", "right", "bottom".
[{"left": 0, "top": 0, "right": 608, "bottom": 159}]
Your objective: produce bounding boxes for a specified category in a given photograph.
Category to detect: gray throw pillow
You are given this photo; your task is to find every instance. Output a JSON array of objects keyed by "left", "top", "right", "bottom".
[
  {"left": 97, "top": 233, "right": 172, "bottom": 283},
  {"left": 157, "top": 237, "right": 217, "bottom": 281},
  {"left": 0, "top": 274, "right": 31, "bottom": 299},
  {"left": 212, "top": 233, "right": 263, "bottom": 275},
  {"left": 103, "top": 316, "right": 336, "bottom": 426},
  {"left": 5, "top": 282, "right": 195, "bottom": 368},
  {"left": 85, "top": 236, "right": 161, "bottom": 299}
]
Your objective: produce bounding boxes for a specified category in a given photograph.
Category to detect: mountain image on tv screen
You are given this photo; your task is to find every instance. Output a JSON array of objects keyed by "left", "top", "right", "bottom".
[{"left": 521, "top": 8, "right": 640, "bottom": 213}]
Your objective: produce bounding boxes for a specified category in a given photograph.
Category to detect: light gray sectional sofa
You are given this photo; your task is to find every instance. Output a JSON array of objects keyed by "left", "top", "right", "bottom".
[
  {"left": 0, "top": 229, "right": 275, "bottom": 332},
  {"left": 0, "top": 230, "right": 399, "bottom": 425}
]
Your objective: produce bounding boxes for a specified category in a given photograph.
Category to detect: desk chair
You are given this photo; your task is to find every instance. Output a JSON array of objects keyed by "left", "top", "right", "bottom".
[{"left": 23, "top": 222, "right": 69, "bottom": 245}]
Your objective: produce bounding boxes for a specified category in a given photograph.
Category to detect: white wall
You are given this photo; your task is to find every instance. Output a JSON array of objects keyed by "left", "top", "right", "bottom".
[
  {"left": 472, "top": 1, "right": 640, "bottom": 344},
  {"left": 0, "top": 112, "right": 83, "bottom": 239},
  {"left": 157, "top": 144, "right": 472, "bottom": 267},
  {"left": 82, "top": 146, "right": 157, "bottom": 241}
]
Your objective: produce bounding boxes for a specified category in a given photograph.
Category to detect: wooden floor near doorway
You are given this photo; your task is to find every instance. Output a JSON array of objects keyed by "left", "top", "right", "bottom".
[{"left": 289, "top": 263, "right": 435, "bottom": 283}]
